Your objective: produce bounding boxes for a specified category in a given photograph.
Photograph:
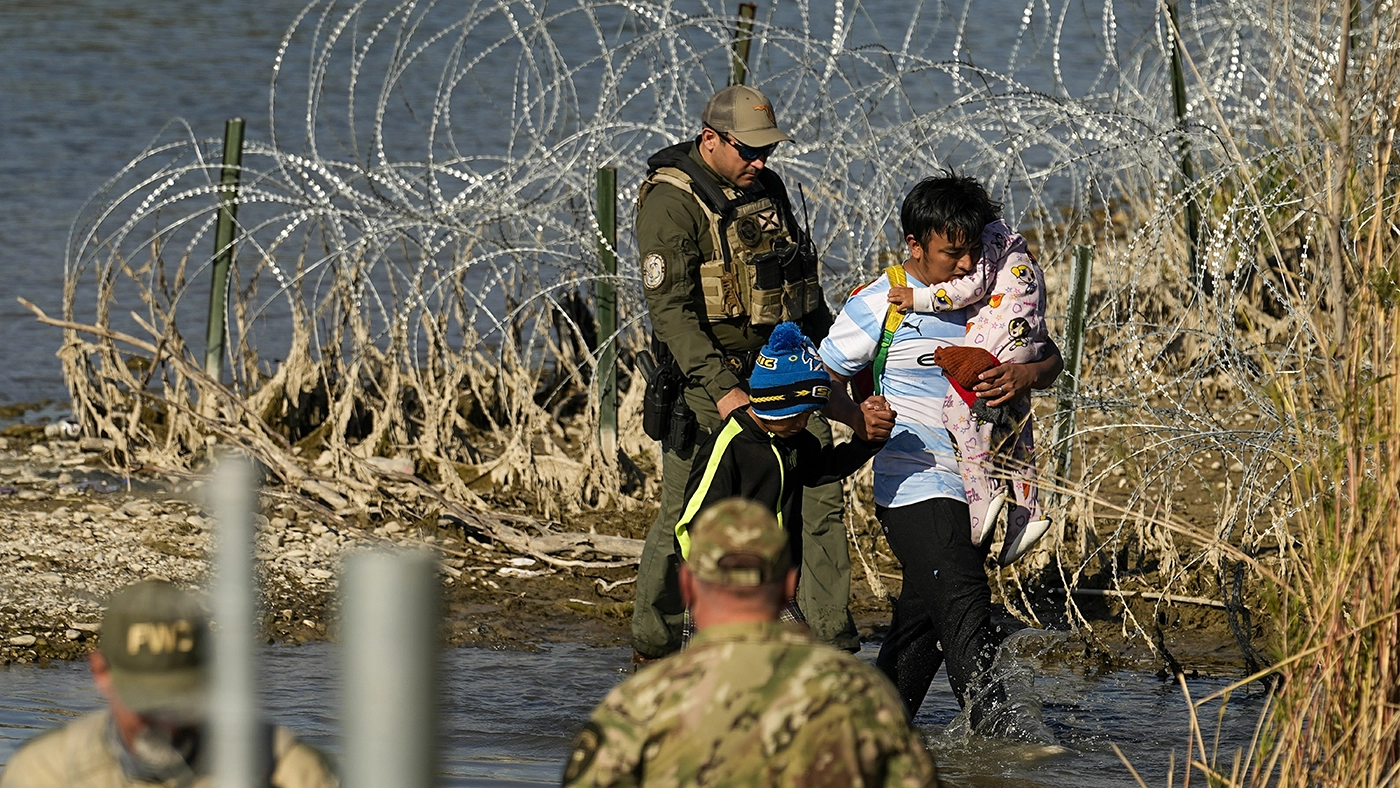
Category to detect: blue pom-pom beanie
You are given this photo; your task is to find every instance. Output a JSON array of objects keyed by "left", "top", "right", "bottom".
[{"left": 749, "top": 322, "right": 831, "bottom": 419}]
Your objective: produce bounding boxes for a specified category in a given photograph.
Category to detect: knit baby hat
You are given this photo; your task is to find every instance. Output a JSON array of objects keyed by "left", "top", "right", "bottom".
[
  {"left": 749, "top": 322, "right": 832, "bottom": 419},
  {"left": 932, "top": 345, "right": 1000, "bottom": 393},
  {"left": 934, "top": 345, "right": 1021, "bottom": 449}
]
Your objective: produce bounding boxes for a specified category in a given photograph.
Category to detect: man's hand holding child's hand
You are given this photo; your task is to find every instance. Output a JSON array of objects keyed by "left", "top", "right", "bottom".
[{"left": 858, "top": 395, "right": 896, "bottom": 442}]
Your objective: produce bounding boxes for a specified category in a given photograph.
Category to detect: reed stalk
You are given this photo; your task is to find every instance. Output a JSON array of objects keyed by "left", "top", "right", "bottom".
[{"left": 1108, "top": 0, "right": 1400, "bottom": 783}]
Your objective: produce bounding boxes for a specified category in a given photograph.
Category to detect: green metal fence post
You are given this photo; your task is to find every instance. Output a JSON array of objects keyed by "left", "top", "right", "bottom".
[
  {"left": 1168, "top": 1, "right": 1207, "bottom": 295},
  {"left": 596, "top": 167, "right": 618, "bottom": 458},
  {"left": 205, "top": 118, "right": 246, "bottom": 380},
  {"left": 730, "top": 3, "right": 757, "bottom": 86},
  {"left": 1052, "top": 245, "right": 1093, "bottom": 502}
]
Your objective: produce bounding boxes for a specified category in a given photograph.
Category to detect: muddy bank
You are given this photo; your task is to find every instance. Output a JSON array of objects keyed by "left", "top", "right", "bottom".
[{"left": 0, "top": 424, "right": 1254, "bottom": 679}]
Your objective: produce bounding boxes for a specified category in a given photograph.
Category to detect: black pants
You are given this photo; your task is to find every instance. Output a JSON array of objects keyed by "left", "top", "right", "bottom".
[{"left": 875, "top": 497, "right": 1006, "bottom": 727}]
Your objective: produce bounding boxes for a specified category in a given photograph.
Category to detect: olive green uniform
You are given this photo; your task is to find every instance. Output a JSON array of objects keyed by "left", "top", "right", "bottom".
[
  {"left": 0, "top": 712, "right": 337, "bottom": 788},
  {"left": 562, "top": 621, "right": 939, "bottom": 787},
  {"left": 632, "top": 142, "right": 856, "bottom": 656}
]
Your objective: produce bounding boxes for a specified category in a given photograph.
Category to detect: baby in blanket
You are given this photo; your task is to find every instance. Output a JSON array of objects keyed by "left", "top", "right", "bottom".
[{"left": 887, "top": 219, "right": 1052, "bottom": 566}]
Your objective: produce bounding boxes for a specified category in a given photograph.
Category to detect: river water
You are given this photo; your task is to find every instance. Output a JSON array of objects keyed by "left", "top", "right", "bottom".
[{"left": 0, "top": 640, "right": 1265, "bottom": 786}]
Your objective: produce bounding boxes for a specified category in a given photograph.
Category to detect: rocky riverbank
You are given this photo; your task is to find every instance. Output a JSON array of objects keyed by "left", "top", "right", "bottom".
[
  {"left": 0, "top": 417, "right": 1254, "bottom": 678},
  {"left": 0, "top": 426, "right": 643, "bottom": 665}
]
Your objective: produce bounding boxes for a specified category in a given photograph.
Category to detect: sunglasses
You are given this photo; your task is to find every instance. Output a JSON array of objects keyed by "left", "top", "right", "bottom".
[{"left": 710, "top": 128, "right": 777, "bottom": 161}]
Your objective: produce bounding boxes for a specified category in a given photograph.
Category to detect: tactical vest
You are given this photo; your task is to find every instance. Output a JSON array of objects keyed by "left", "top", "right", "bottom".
[{"left": 638, "top": 142, "right": 821, "bottom": 326}]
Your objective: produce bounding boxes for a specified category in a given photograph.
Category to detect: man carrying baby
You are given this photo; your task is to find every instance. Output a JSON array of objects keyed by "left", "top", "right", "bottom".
[
  {"left": 886, "top": 190, "right": 1053, "bottom": 566},
  {"left": 820, "top": 172, "right": 1062, "bottom": 737}
]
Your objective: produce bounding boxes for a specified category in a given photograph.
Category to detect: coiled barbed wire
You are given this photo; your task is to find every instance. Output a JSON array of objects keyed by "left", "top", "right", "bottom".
[{"left": 57, "top": 0, "right": 1381, "bottom": 607}]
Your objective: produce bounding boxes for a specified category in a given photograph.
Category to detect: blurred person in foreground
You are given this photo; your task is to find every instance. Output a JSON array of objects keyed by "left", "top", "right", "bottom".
[
  {"left": 562, "top": 499, "right": 939, "bottom": 787},
  {"left": 0, "top": 579, "right": 336, "bottom": 788}
]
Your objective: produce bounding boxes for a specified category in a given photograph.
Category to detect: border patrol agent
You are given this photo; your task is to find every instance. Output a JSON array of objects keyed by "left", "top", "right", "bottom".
[
  {"left": 564, "top": 499, "right": 940, "bottom": 787},
  {"left": 0, "top": 580, "right": 337, "bottom": 788},
  {"left": 632, "top": 85, "right": 867, "bottom": 660}
]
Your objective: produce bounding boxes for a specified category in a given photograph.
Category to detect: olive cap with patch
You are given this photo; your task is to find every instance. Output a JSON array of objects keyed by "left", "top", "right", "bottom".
[
  {"left": 98, "top": 580, "right": 209, "bottom": 718},
  {"left": 701, "top": 85, "right": 794, "bottom": 148},
  {"left": 685, "top": 498, "right": 791, "bottom": 586}
]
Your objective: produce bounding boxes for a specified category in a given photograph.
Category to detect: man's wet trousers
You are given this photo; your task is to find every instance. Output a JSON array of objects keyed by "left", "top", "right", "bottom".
[{"left": 875, "top": 497, "right": 1007, "bottom": 726}]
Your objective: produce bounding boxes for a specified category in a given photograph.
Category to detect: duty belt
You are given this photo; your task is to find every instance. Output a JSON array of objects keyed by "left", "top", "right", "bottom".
[{"left": 721, "top": 350, "right": 757, "bottom": 379}]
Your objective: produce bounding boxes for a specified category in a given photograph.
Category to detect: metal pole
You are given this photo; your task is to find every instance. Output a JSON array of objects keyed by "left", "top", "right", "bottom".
[
  {"left": 1052, "top": 245, "right": 1093, "bottom": 497},
  {"left": 205, "top": 117, "right": 246, "bottom": 380},
  {"left": 730, "top": 3, "right": 757, "bottom": 86},
  {"left": 1167, "top": 3, "right": 1206, "bottom": 295},
  {"left": 210, "top": 453, "right": 265, "bottom": 788},
  {"left": 343, "top": 550, "right": 439, "bottom": 788},
  {"left": 596, "top": 167, "right": 618, "bottom": 459}
]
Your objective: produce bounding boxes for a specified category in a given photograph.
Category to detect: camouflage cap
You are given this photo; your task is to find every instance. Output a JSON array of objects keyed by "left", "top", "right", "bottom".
[
  {"left": 701, "top": 85, "right": 794, "bottom": 148},
  {"left": 686, "top": 499, "right": 791, "bottom": 586},
  {"left": 98, "top": 580, "right": 209, "bottom": 718}
]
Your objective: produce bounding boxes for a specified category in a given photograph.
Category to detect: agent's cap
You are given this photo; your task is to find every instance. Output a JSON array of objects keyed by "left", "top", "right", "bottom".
[
  {"left": 99, "top": 580, "right": 209, "bottom": 718},
  {"left": 749, "top": 322, "right": 831, "bottom": 419},
  {"left": 686, "top": 499, "right": 791, "bottom": 586},
  {"left": 701, "top": 85, "right": 794, "bottom": 148}
]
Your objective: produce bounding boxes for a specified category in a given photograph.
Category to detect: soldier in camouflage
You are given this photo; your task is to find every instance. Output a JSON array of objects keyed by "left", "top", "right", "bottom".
[
  {"left": 632, "top": 85, "right": 892, "bottom": 660},
  {"left": 564, "top": 499, "right": 939, "bottom": 787}
]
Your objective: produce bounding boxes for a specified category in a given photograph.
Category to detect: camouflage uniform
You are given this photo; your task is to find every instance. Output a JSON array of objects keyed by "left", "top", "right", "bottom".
[
  {"left": 562, "top": 622, "right": 939, "bottom": 787},
  {"left": 567, "top": 500, "right": 938, "bottom": 787},
  {"left": 632, "top": 87, "right": 856, "bottom": 657}
]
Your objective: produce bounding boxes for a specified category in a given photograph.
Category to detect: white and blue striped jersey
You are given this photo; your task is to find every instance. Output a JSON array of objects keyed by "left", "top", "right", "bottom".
[{"left": 819, "top": 270, "right": 967, "bottom": 508}]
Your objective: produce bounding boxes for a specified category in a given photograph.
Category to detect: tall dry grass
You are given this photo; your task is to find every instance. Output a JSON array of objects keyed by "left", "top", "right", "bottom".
[
  {"left": 1258, "top": 6, "right": 1400, "bottom": 775},
  {"left": 1110, "top": 0, "right": 1400, "bottom": 784}
]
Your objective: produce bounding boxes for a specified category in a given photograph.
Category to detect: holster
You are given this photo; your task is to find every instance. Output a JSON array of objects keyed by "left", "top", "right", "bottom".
[{"left": 640, "top": 337, "right": 698, "bottom": 453}]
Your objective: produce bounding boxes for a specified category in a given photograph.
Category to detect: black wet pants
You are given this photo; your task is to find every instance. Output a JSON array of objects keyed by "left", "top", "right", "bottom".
[{"left": 875, "top": 497, "right": 1006, "bottom": 726}]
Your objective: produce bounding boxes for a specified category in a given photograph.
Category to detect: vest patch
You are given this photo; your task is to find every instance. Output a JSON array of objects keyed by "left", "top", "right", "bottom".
[{"left": 736, "top": 216, "right": 762, "bottom": 247}]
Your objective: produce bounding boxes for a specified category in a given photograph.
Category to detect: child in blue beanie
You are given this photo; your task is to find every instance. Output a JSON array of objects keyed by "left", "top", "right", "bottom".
[{"left": 672, "top": 322, "right": 888, "bottom": 638}]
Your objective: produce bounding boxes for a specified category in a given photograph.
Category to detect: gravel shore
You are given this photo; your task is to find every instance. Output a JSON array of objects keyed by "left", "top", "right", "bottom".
[
  {"left": 0, "top": 431, "right": 637, "bottom": 665},
  {"left": 0, "top": 433, "right": 352, "bottom": 663}
]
